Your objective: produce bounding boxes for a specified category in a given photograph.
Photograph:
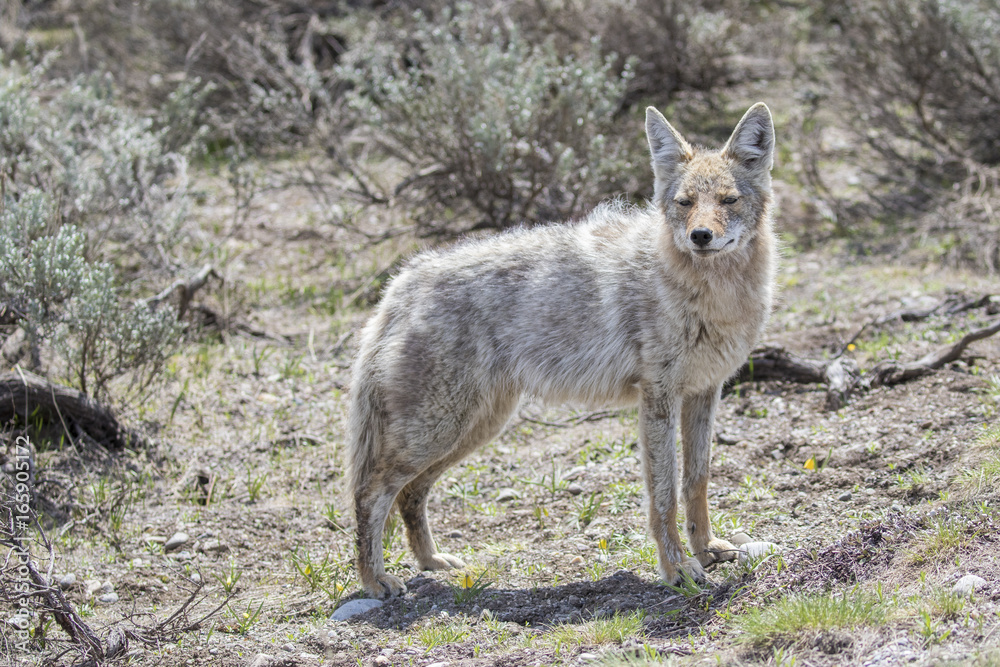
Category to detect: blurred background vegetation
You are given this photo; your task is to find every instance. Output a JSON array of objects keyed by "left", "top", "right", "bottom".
[{"left": 2, "top": 0, "right": 999, "bottom": 413}]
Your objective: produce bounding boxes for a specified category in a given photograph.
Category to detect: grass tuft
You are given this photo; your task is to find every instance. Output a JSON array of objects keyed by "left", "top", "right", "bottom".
[{"left": 738, "top": 589, "right": 886, "bottom": 648}]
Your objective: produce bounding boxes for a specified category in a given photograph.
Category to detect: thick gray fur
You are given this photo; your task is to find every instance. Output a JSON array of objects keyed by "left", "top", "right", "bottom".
[{"left": 349, "top": 103, "right": 777, "bottom": 598}]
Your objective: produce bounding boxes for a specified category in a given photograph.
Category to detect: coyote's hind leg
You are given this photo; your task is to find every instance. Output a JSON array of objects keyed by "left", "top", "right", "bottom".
[
  {"left": 396, "top": 392, "right": 518, "bottom": 572},
  {"left": 355, "top": 473, "right": 410, "bottom": 598}
]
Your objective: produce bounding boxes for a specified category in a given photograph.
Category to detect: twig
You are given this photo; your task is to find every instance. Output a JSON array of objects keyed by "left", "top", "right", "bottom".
[{"left": 145, "top": 264, "right": 223, "bottom": 320}]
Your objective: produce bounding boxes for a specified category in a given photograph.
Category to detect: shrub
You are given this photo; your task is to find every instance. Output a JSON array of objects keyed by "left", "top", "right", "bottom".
[
  {"left": 817, "top": 0, "right": 1000, "bottom": 268},
  {"left": 339, "top": 4, "right": 643, "bottom": 233},
  {"left": 0, "top": 190, "right": 182, "bottom": 403}
]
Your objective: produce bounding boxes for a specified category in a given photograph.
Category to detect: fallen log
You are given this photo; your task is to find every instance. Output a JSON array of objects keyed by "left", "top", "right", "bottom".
[
  {"left": 0, "top": 369, "right": 130, "bottom": 448},
  {"left": 731, "top": 318, "right": 1000, "bottom": 409}
]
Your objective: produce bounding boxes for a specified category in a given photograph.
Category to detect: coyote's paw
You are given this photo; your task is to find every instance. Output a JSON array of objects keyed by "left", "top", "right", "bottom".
[
  {"left": 420, "top": 552, "right": 466, "bottom": 571},
  {"left": 368, "top": 573, "right": 407, "bottom": 599},
  {"left": 696, "top": 538, "right": 739, "bottom": 567},
  {"left": 662, "top": 557, "right": 707, "bottom": 587}
]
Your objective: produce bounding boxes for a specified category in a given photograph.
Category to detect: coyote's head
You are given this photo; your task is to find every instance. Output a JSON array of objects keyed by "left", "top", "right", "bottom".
[{"left": 645, "top": 103, "right": 774, "bottom": 259}]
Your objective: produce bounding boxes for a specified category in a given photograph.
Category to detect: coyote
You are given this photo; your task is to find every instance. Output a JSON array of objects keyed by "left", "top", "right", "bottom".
[{"left": 349, "top": 103, "right": 777, "bottom": 598}]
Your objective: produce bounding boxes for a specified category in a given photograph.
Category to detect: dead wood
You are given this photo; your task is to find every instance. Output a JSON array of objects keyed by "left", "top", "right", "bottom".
[
  {"left": 732, "top": 316, "right": 1000, "bottom": 409},
  {"left": 145, "top": 264, "right": 222, "bottom": 320},
  {"left": 0, "top": 369, "right": 129, "bottom": 448}
]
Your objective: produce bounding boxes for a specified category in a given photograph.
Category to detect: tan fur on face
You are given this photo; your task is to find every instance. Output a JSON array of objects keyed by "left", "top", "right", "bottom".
[{"left": 348, "top": 103, "right": 777, "bottom": 598}]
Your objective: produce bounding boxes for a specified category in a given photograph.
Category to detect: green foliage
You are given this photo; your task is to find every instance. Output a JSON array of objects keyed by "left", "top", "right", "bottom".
[
  {"left": 340, "top": 4, "right": 642, "bottom": 233},
  {"left": 0, "top": 191, "right": 182, "bottom": 401},
  {"left": 738, "top": 589, "right": 887, "bottom": 647}
]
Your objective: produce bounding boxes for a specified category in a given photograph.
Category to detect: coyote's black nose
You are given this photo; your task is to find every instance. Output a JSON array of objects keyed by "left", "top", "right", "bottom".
[{"left": 690, "top": 228, "right": 713, "bottom": 247}]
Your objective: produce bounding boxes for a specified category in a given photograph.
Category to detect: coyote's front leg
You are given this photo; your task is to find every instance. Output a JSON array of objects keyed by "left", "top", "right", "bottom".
[
  {"left": 639, "top": 389, "right": 705, "bottom": 585},
  {"left": 682, "top": 387, "right": 737, "bottom": 567}
]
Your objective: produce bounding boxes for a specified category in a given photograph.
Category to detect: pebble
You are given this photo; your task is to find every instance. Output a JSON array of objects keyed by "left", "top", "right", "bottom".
[
  {"left": 248, "top": 654, "right": 275, "bottom": 667},
  {"left": 164, "top": 532, "right": 190, "bottom": 553},
  {"left": 729, "top": 532, "right": 752, "bottom": 547},
  {"left": 427, "top": 662, "right": 450, "bottom": 667},
  {"left": 85, "top": 579, "right": 102, "bottom": 597},
  {"left": 570, "top": 555, "right": 585, "bottom": 566},
  {"left": 738, "top": 541, "right": 781, "bottom": 564},
  {"left": 58, "top": 573, "right": 76, "bottom": 590},
  {"left": 331, "top": 598, "right": 383, "bottom": 621},
  {"left": 770, "top": 449, "right": 783, "bottom": 460},
  {"left": 953, "top": 574, "right": 987, "bottom": 596},
  {"left": 199, "top": 539, "right": 228, "bottom": 554},
  {"left": 579, "top": 653, "right": 600, "bottom": 662},
  {"left": 567, "top": 483, "right": 584, "bottom": 496},
  {"left": 280, "top": 643, "right": 294, "bottom": 652},
  {"left": 97, "top": 592, "right": 119, "bottom": 605},
  {"left": 374, "top": 657, "right": 390, "bottom": 666},
  {"left": 837, "top": 491, "right": 852, "bottom": 501},
  {"left": 100, "top": 581, "right": 114, "bottom": 594},
  {"left": 495, "top": 488, "right": 521, "bottom": 502},
  {"left": 446, "top": 530, "right": 464, "bottom": 539},
  {"left": 171, "top": 550, "right": 193, "bottom": 561}
]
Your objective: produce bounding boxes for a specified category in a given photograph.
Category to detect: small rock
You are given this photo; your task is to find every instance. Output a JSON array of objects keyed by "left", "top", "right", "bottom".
[
  {"left": 331, "top": 598, "right": 383, "bottom": 621},
  {"left": 770, "top": 449, "right": 784, "bottom": 460},
  {"left": 199, "top": 539, "right": 229, "bottom": 554},
  {"left": 97, "top": 592, "right": 119, "bottom": 605},
  {"left": 729, "top": 532, "right": 753, "bottom": 547},
  {"left": 171, "top": 550, "right": 193, "bottom": 561},
  {"left": 164, "top": 532, "right": 190, "bottom": 553},
  {"left": 716, "top": 432, "right": 740, "bottom": 446},
  {"left": 143, "top": 535, "right": 167, "bottom": 544},
  {"left": 85, "top": 579, "right": 102, "bottom": 597},
  {"left": 953, "top": 574, "right": 987, "bottom": 596},
  {"left": 427, "top": 662, "right": 450, "bottom": 667},
  {"left": 570, "top": 555, "right": 585, "bottom": 566},
  {"left": 209, "top": 648, "right": 218, "bottom": 655},
  {"left": 738, "top": 541, "right": 782, "bottom": 564},
  {"left": 837, "top": 491, "right": 852, "bottom": 502},
  {"left": 446, "top": 530, "right": 463, "bottom": 539},
  {"left": 495, "top": 488, "right": 521, "bottom": 502},
  {"left": 280, "top": 642, "right": 294, "bottom": 652},
  {"left": 374, "top": 657, "right": 390, "bottom": 666},
  {"left": 891, "top": 503, "right": 905, "bottom": 513},
  {"left": 58, "top": 573, "right": 76, "bottom": 590},
  {"left": 191, "top": 572, "right": 201, "bottom": 583},
  {"left": 131, "top": 557, "right": 144, "bottom": 568},
  {"left": 380, "top": 648, "right": 395, "bottom": 656},
  {"left": 579, "top": 653, "right": 600, "bottom": 662},
  {"left": 567, "top": 483, "right": 584, "bottom": 496},
  {"left": 100, "top": 581, "right": 114, "bottom": 594},
  {"left": 564, "top": 466, "right": 588, "bottom": 481},
  {"left": 249, "top": 654, "right": 275, "bottom": 667}
]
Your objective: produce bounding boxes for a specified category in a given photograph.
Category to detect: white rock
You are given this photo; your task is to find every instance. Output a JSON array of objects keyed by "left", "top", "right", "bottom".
[
  {"left": 953, "top": 574, "right": 987, "bottom": 596},
  {"left": 58, "top": 573, "right": 76, "bottom": 590},
  {"left": 427, "top": 662, "right": 450, "bottom": 667},
  {"left": 164, "top": 532, "right": 189, "bottom": 552},
  {"left": 331, "top": 598, "right": 383, "bottom": 621},
  {"left": 579, "top": 653, "right": 600, "bottom": 662},
  {"left": 729, "top": 532, "right": 753, "bottom": 547},
  {"left": 100, "top": 581, "right": 114, "bottom": 594},
  {"left": 281, "top": 642, "right": 295, "bottom": 652},
  {"left": 495, "top": 488, "right": 521, "bottom": 502},
  {"left": 738, "top": 541, "right": 781, "bottom": 564},
  {"left": 249, "top": 654, "right": 275, "bottom": 667},
  {"left": 200, "top": 539, "right": 229, "bottom": 554},
  {"left": 84, "top": 579, "right": 102, "bottom": 597}
]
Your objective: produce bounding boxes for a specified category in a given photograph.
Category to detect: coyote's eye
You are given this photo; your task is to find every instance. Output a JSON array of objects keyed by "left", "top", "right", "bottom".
[
  {"left": 677, "top": 199, "right": 693, "bottom": 207},
  {"left": 721, "top": 196, "right": 739, "bottom": 205}
]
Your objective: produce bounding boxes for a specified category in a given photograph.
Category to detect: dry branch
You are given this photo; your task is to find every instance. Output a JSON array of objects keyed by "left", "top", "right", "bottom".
[
  {"left": 731, "top": 316, "right": 1000, "bottom": 409},
  {"left": 0, "top": 369, "right": 129, "bottom": 448},
  {"left": 146, "top": 264, "right": 222, "bottom": 320}
]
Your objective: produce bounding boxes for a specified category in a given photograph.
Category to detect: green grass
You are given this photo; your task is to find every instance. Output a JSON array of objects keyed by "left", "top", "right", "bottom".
[
  {"left": 738, "top": 589, "right": 887, "bottom": 648},
  {"left": 418, "top": 620, "right": 470, "bottom": 651},
  {"left": 543, "top": 610, "right": 647, "bottom": 648}
]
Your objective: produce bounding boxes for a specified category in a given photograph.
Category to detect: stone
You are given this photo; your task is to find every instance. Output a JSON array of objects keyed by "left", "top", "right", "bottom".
[
  {"left": 427, "top": 662, "right": 450, "bottom": 667},
  {"left": 566, "top": 483, "right": 585, "bottom": 496},
  {"left": 495, "top": 488, "right": 521, "bottom": 502},
  {"left": 770, "top": 449, "right": 784, "bottom": 460},
  {"left": 331, "top": 598, "right": 383, "bottom": 621},
  {"left": 729, "top": 532, "right": 753, "bottom": 547},
  {"left": 280, "top": 642, "right": 294, "bottom": 652},
  {"left": 738, "top": 542, "right": 781, "bottom": 564},
  {"left": 374, "top": 657, "right": 390, "bottom": 666},
  {"left": 97, "top": 592, "right": 119, "bottom": 605},
  {"left": 199, "top": 539, "right": 229, "bottom": 554},
  {"left": 248, "top": 654, "right": 275, "bottom": 667},
  {"left": 84, "top": 579, "right": 102, "bottom": 597},
  {"left": 837, "top": 491, "right": 852, "bottom": 502},
  {"left": 58, "top": 573, "right": 76, "bottom": 590},
  {"left": 953, "top": 574, "right": 987, "bottom": 596},
  {"left": 579, "top": 653, "right": 600, "bottom": 662},
  {"left": 446, "top": 530, "right": 463, "bottom": 539},
  {"left": 100, "top": 581, "right": 114, "bottom": 594},
  {"left": 570, "top": 555, "right": 585, "bottom": 566},
  {"left": 164, "top": 532, "right": 189, "bottom": 553}
]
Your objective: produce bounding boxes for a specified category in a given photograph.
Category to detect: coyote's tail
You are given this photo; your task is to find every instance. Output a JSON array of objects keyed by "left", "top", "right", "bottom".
[{"left": 346, "top": 361, "right": 384, "bottom": 506}]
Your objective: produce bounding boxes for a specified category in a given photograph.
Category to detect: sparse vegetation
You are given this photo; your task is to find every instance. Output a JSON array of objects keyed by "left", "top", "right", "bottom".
[{"left": 2, "top": 1, "right": 1000, "bottom": 665}]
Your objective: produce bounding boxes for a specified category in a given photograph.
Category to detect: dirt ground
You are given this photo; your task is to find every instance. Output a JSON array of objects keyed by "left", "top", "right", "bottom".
[{"left": 6, "top": 172, "right": 1000, "bottom": 667}]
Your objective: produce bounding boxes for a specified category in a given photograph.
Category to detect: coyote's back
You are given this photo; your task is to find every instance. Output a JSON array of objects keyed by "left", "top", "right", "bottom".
[{"left": 348, "top": 103, "right": 777, "bottom": 598}]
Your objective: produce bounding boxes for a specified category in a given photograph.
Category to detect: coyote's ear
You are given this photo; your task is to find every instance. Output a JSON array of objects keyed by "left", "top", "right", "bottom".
[
  {"left": 722, "top": 103, "right": 774, "bottom": 174},
  {"left": 646, "top": 107, "right": 693, "bottom": 183}
]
